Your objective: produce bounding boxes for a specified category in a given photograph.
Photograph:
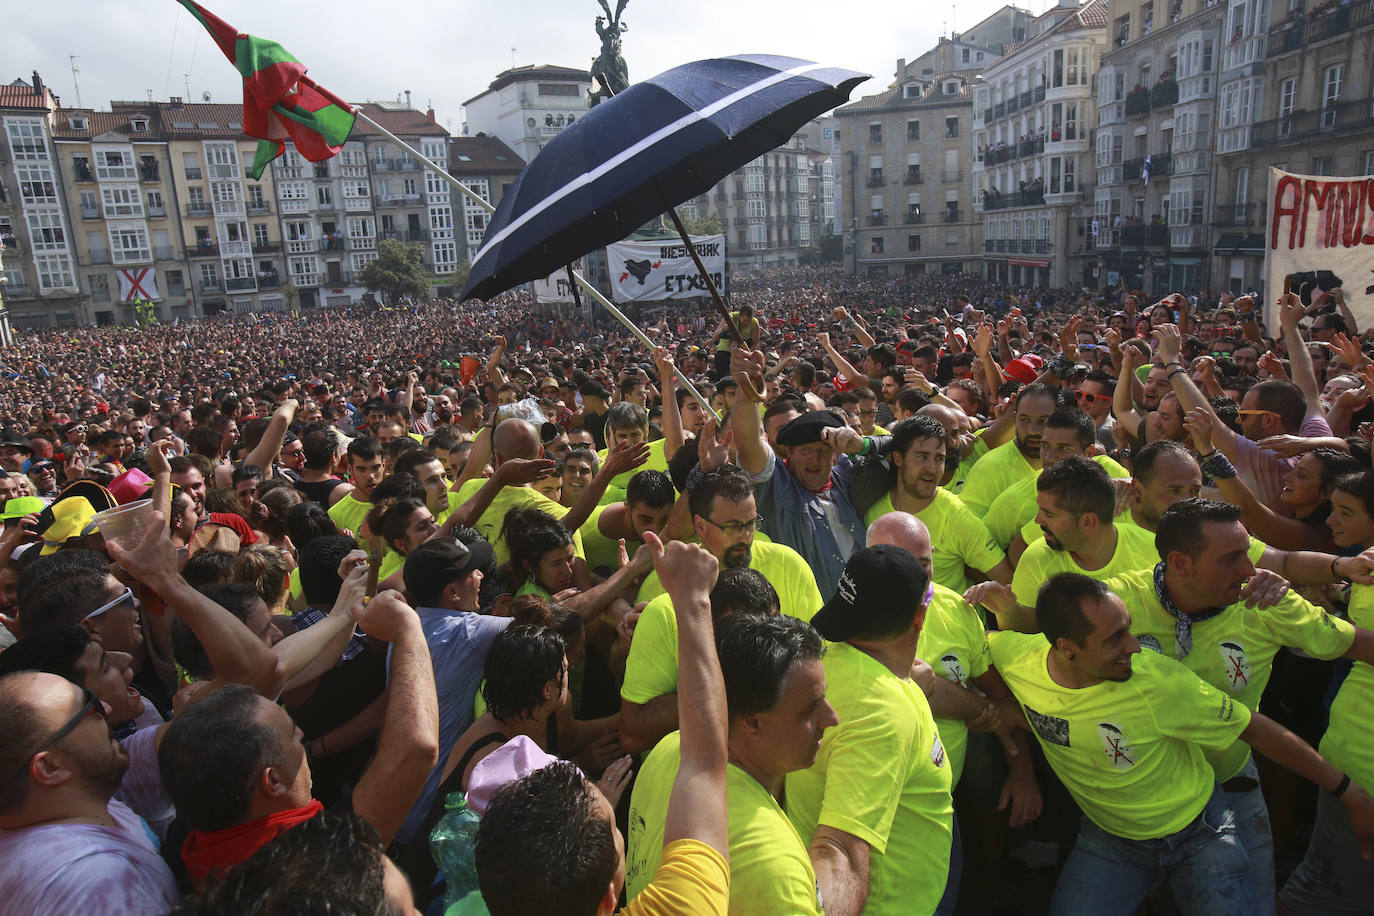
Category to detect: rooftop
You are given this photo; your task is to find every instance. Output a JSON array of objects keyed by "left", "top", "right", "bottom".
[
  {"left": 465, "top": 64, "right": 591, "bottom": 105},
  {"left": 447, "top": 135, "right": 525, "bottom": 173}
]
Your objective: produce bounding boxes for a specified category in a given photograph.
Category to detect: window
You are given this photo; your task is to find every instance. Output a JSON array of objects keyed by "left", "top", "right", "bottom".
[
  {"left": 5, "top": 120, "right": 47, "bottom": 160},
  {"left": 89, "top": 274, "right": 110, "bottom": 302},
  {"left": 279, "top": 182, "right": 307, "bottom": 202},
  {"left": 430, "top": 206, "right": 453, "bottom": 231},
  {"left": 748, "top": 199, "right": 768, "bottom": 218},
  {"left": 146, "top": 190, "right": 165, "bottom": 215},
  {"left": 537, "top": 83, "right": 581, "bottom": 97},
  {"left": 182, "top": 152, "right": 202, "bottom": 180},
  {"left": 869, "top": 123, "right": 882, "bottom": 144},
  {"left": 16, "top": 164, "right": 57, "bottom": 204},
  {"left": 962, "top": 48, "right": 970, "bottom": 63},
  {"left": 1366, "top": 151, "right": 1374, "bottom": 176},
  {"left": 351, "top": 252, "right": 378, "bottom": 272},
  {"left": 1313, "top": 156, "right": 1334, "bottom": 176},
  {"left": 1323, "top": 65, "right": 1343, "bottom": 108},
  {"left": 1277, "top": 78, "right": 1296, "bottom": 119},
  {"left": 403, "top": 178, "right": 418, "bottom": 195},
  {"left": 870, "top": 236, "right": 884, "bottom": 254},
  {"left": 101, "top": 185, "right": 143, "bottom": 218},
  {"left": 253, "top": 223, "right": 270, "bottom": 246},
  {"left": 908, "top": 234, "right": 921, "bottom": 251},
  {"left": 247, "top": 185, "right": 266, "bottom": 209},
  {"left": 1066, "top": 103, "right": 1078, "bottom": 141},
  {"left": 72, "top": 155, "right": 92, "bottom": 180},
  {"left": 907, "top": 120, "right": 920, "bottom": 141},
  {"left": 199, "top": 263, "right": 219, "bottom": 289},
  {"left": 68, "top": 116, "right": 88, "bottom": 131},
  {"left": 748, "top": 224, "right": 767, "bottom": 250},
  {"left": 35, "top": 255, "right": 75, "bottom": 291},
  {"left": 94, "top": 148, "right": 137, "bottom": 181},
  {"left": 1067, "top": 48, "right": 1081, "bottom": 86},
  {"left": 285, "top": 220, "right": 312, "bottom": 241},
  {"left": 945, "top": 117, "right": 959, "bottom": 139},
  {"left": 109, "top": 223, "right": 151, "bottom": 264},
  {"left": 131, "top": 118, "right": 148, "bottom": 133},
  {"left": 1053, "top": 50, "right": 1065, "bottom": 88},
  {"left": 79, "top": 190, "right": 99, "bottom": 216},
  {"left": 317, "top": 185, "right": 333, "bottom": 207},
  {"left": 165, "top": 270, "right": 185, "bottom": 296},
  {"left": 25, "top": 211, "right": 66, "bottom": 250}
]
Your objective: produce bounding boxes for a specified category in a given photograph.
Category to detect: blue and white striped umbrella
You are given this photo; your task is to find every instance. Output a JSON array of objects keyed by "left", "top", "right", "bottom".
[{"left": 460, "top": 54, "right": 868, "bottom": 302}]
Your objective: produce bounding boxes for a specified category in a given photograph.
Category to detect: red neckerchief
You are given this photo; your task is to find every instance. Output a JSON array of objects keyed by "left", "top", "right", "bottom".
[
  {"left": 784, "top": 457, "right": 834, "bottom": 494},
  {"left": 180, "top": 799, "right": 323, "bottom": 888}
]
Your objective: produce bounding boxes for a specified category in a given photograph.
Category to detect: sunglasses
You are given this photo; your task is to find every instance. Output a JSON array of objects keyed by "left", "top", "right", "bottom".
[
  {"left": 16, "top": 688, "right": 107, "bottom": 776},
  {"left": 1236, "top": 409, "right": 1279, "bottom": 418},
  {"left": 85, "top": 586, "right": 135, "bottom": 621},
  {"left": 1074, "top": 390, "right": 1112, "bottom": 404}
]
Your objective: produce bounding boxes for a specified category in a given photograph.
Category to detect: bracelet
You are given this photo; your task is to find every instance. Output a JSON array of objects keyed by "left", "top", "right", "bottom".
[
  {"left": 1200, "top": 450, "right": 1238, "bottom": 480},
  {"left": 1331, "top": 556, "right": 1352, "bottom": 583},
  {"left": 1333, "top": 773, "right": 1352, "bottom": 797},
  {"left": 1167, "top": 368, "right": 1187, "bottom": 380}
]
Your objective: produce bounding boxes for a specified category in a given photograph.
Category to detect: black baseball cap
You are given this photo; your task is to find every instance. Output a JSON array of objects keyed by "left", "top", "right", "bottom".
[
  {"left": 403, "top": 536, "right": 494, "bottom": 596},
  {"left": 811, "top": 545, "right": 932, "bottom": 642}
]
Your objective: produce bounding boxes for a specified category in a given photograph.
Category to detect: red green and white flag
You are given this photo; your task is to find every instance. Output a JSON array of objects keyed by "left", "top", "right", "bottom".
[{"left": 175, "top": 0, "right": 355, "bottom": 179}]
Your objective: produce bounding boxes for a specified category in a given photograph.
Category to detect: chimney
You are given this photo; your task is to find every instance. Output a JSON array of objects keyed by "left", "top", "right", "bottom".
[
  {"left": 169, "top": 96, "right": 184, "bottom": 108},
  {"left": 31, "top": 70, "right": 43, "bottom": 100},
  {"left": 896, "top": 58, "right": 906, "bottom": 77},
  {"left": 427, "top": 107, "right": 436, "bottom": 123},
  {"left": 405, "top": 89, "right": 412, "bottom": 108}
]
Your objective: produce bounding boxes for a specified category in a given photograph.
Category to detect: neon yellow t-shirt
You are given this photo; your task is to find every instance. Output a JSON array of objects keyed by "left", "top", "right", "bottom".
[
  {"left": 619, "top": 838, "right": 729, "bottom": 916},
  {"left": 327, "top": 491, "right": 372, "bottom": 547},
  {"left": 1011, "top": 523, "right": 1159, "bottom": 607},
  {"left": 784, "top": 641, "right": 953, "bottom": 916},
  {"left": 864, "top": 489, "right": 1005, "bottom": 594},
  {"left": 715, "top": 311, "right": 760, "bottom": 351},
  {"left": 918, "top": 584, "right": 992, "bottom": 785},
  {"left": 622, "top": 542, "right": 822, "bottom": 708},
  {"left": 579, "top": 503, "right": 643, "bottom": 573},
  {"left": 627, "top": 731, "right": 822, "bottom": 915},
  {"left": 1114, "top": 511, "right": 1269, "bottom": 565},
  {"left": 634, "top": 540, "right": 819, "bottom": 614},
  {"left": 1104, "top": 568, "right": 1354, "bottom": 780},
  {"left": 943, "top": 430, "right": 991, "bottom": 495},
  {"left": 1321, "top": 583, "right": 1374, "bottom": 790},
  {"left": 989, "top": 629, "right": 1251, "bottom": 840},
  {"left": 453, "top": 477, "right": 584, "bottom": 567},
  {"left": 597, "top": 439, "right": 671, "bottom": 506},
  {"left": 957, "top": 439, "right": 1037, "bottom": 517},
  {"left": 984, "top": 456, "right": 1131, "bottom": 550}
]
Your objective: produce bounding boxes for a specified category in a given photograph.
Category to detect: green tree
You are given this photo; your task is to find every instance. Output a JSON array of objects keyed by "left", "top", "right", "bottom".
[
  {"left": 358, "top": 239, "right": 436, "bottom": 303},
  {"left": 679, "top": 211, "right": 724, "bottom": 236},
  {"left": 817, "top": 229, "right": 843, "bottom": 264}
]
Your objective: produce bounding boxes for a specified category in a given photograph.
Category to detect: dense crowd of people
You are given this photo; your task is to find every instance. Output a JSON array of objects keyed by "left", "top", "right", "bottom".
[{"left": 0, "top": 263, "right": 1370, "bottom": 915}]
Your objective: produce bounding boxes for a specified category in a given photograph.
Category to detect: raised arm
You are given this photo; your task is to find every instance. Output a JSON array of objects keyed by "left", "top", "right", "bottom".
[
  {"left": 729, "top": 346, "right": 771, "bottom": 475},
  {"left": 642, "top": 533, "right": 728, "bottom": 857},
  {"left": 443, "top": 457, "right": 556, "bottom": 533},
  {"left": 485, "top": 336, "right": 508, "bottom": 388},
  {"left": 242, "top": 398, "right": 298, "bottom": 473},
  {"left": 653, "top": 347, "right": 686, "bottom": 459},
  {"left": 1154, "top": 322, "right": 1209, "bottom": 415},
  {"left": 1112, "top": 344, "right": 1146, "bottom": 441},
  {"left": 1278, "top": 293, "right": 1325, "bottom": 419},
  {"left": 818, "top": 332, "right": 867, "bottom": 388},
  {"left": 349, "top": 590, "right": 440, "bottom": 846},
  {"left": 271, "top": 557, "right": 368, "bottom": 692},
  {"left": 560, "top": 440, "right": 651, "bottom": 533}
]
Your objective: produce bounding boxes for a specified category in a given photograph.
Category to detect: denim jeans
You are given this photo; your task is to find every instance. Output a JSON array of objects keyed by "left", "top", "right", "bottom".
[
  {"left": 1223, "top": 757, "right": 1275, "bottom": 916},
  {"left": 1049, "top": 784, "right": 1254, "bottom": 916}
]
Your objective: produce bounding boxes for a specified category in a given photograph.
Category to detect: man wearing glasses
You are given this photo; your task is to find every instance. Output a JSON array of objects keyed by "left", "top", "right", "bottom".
[
  {"left": 620, "top": 466, "right": 822, "bottom": 754},
  {"left": 1074, "top": 370, "right": 1118, "bottom": 452},
  {"left": 0, "top": 671, "right": 180, "bottom": 913}
]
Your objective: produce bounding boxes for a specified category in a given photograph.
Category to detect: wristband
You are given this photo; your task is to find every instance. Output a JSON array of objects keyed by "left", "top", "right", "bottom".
[
  {"left": 1168, "top": 368, "right": 1188, "bottom": 381},
  {"left": 1331, "top": 556, "right": 1352, "bottom": 583},
  {"left": 858, "top": 436, "right": 874, "bottom": 457},
  {"left": 1200, "top": 450, "right": 1238, "bottom": 480},
  {"left": 1333, "top": 773, "right": 1352, "bottom": 797}
]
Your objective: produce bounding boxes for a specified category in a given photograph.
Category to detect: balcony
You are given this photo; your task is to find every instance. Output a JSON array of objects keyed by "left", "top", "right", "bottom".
[
  {"left": 147, "top": 204, "right": 166, "bottom": 218},
  {"left": 981, "top": 188, "right": 1044, "bottom": 210},
  {"left": 154, "top": 245, "right": 174, "bottom": 259},
  {"left": 185, "top": 202, "right": 211, "bottom": 217},
  {"left": 907, "top": 211, "right": 923, "bottom": 224},
  {"left": 321, "top": 237, "right": 347, "bottom": 250},
  {"left": 904, "top": 168, "right": 922, "bottom": 184},
  {"left": 252, "top": 241, "right": 282, "bottom": 253},
  {"left": 1120, "top": 224, "right": 1170, "bottom": 246},
  {"left": 190, "top": 241, "right": 218, "bottom": 257},
  {"left": 1006, "top": 94, "right": 1021, "bottom": 114},
  {"left": 139, "top": 164, "right": 160, "bottom": 182},
  {"left": 1124, "top": 88, "right": 1151, "bottom": 117},
  {"left": 1269, "top": 1, "right": 1374, "bottom": 57},
  {"left": 869, "top": 213, "right": 886, "bottom": 226},
  {"left": 866, "top": 175, "right": 885, "bottom": 187},
  {"left": 372, "top": 159, "right": 392, "bottom": 171},
  {"left": 1035, "top": 240, "right": 1053, "bottom": 254},
  {"left": 1150, "top": 79, "right": 1179, "bottom": 109},
  {"left": 944, "top": 209, "right": 960, "bottom": 222},
  {"left": 406, "top": 229, "right": 430, "bottom": 242},
  {"left": 1034, "top": 86, "right": 1046, "bottom": 103},
  {"left": 943, "top": 170, "right": 961, "bottom": 183},
  {"left": 313, "top": 165, "right": 331, "bottom": 179},
  {"left": 247, "top": 201, "right": 271, "bottom": 215},
  {"left": 212, "top": 198, "right": 245, "bottom": 217},
  {"left": 184, "top": 167, "right": 203, "bottom": 181},
  {"left": 984, "top": 239, "right": 995, "bottom": 252},
  {"left": 73, "top": 163, "right": 94, "bottom": 182},
  {"left": 257, "top": 272, "right": 281, "bottom": 289},
  {"left": 200, "top": 278, "right": 222, "bottom": 292},
  {"left": 89, "top": 251, "right": 110, "bottom": 265},
  {"left": 1214, "top": 204, "right": 1259, "bottom": 228},
  {"left": 80, "top": 206, "right": 100, "bottom": 220},
  {"left": 226, "top": 277, "right": 257, "bottom": 292},
  {"left": 221, "top": 240, "right": 252, "bottom": 257},
  {"left": 1252, "top": 100, "right": 1374, "bottom": 149},
  {"left": 380, "top": 229, "right": 403, "bottom": 241}
]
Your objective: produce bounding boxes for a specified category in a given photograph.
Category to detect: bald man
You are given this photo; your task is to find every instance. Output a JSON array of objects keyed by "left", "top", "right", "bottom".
[{"left": 867, "top": 513, "right": 1039, "bottom": 915}]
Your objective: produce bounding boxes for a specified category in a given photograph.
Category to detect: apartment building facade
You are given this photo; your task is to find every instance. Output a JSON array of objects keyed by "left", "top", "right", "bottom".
[
  {"left": 975, "top": 0, "right": 1109, "bottom": 288},
  {"left": 447, "top": 135, "right": 524, "bottom": 265},
  {"left": 462, "top": 65, "right": 591, "bottom": 165}
]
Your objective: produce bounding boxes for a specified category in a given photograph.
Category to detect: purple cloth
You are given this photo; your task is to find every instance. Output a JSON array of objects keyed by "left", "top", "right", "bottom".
[{"left": 1233, "top": 415, "right": 1332, "bottom": 510}]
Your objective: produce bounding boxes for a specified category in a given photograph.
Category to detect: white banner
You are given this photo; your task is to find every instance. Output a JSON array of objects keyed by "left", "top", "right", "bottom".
[
  {"left": 117, "top": 268, "right": 160, "bottom": 302},
  {"left": 1265, "top": 168, "right": 1374, "bottom": 329},
  {"left": 606, "top": 235, "right": 725, "bottom": 302},
  {"left": 531, "top": 259, "right": 585, "bottom": 304}
]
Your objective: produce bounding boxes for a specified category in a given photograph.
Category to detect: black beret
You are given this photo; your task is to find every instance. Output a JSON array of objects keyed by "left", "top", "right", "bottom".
[{"left": 776, "top": 411, "right": 846, "bottom": 447}]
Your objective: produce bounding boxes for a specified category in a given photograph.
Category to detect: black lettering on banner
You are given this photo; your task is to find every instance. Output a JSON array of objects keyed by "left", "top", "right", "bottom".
[
  {"left": 1025, "top": 705, "right": 1071, "bottom": 747},
  {"left": 662, "top": 272, "right": 724, "bottom": 294}
]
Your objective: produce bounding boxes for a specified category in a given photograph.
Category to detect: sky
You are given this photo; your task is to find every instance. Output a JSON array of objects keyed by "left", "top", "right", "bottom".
[{"left": 8, "top": 0, "right": 1053, "bottom": 137}]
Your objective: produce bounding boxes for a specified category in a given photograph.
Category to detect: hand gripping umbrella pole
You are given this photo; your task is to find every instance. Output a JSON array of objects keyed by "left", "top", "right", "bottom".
[{"left": 353, "top": 108, "right": 722, "bottom": 422}]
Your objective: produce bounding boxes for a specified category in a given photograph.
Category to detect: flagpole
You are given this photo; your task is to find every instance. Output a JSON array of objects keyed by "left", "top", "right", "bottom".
[{"left": 351, "top": 107, "right": 720, "bottom": 421}]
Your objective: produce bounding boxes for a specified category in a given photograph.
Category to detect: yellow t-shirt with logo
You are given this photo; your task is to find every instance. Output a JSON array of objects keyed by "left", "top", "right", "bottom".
[
  {"left": 627, "top": 731, "right": 822, "bottom": 915},
  {"left": 327, "top": 491, "right": 372, "bottom": 547},
  {"left": 989, "top": 629, "right": 1252, "bottom": 840},
  {"left": 622, "top": 542, "right": 822, "bottom": 708},
  {"left": 634, "top": 540, "right": 819, "bottom": 613},
  {"left": 453, "top": 477, "right": 584, "bottom": 567},
  {"left": 864, "top": 489, "right": 1005, "bottom": 594},
  {"left": 943, "top": 430, "right": 991, "bottom": 496},
  {"left": 1321, "top": 583, "right": 1374, "bottom": 790},
  {"left": 984, "top": 455, "right": 1131, "bottom": 550},
  {"left": 1104, "top": 568, "right": 1354, "bottom": 781},
  {"left": 1011, "top": 523, "right": 1159, "bottom": 607},
  {"left": 619, "top": 838, "right": 729, "bottom": 916},
  {"left": 957, "top": 440, "right": 1037, "bottom": 517},
  {"left": 785, "top": 641, "right": 953, "bottom": 916},
  {"left": 597, "top": 439, "right": 672, "bottom": 506},
  {"left": 918, "top": 584, "right": 992, "bottom": 785}
]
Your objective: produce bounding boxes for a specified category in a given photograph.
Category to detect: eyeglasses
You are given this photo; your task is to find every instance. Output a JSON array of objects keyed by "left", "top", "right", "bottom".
[
  {"left": 1074, "top": 390, "right": 1112, "bottom": 404},
  {"left": 858, "top": 409, "right": 879, "bottom": 418},
  {"left": 699, "top": 514, "right": 765, "bottom": 537},
  {"left": 15, "top": 688, "right": 107, "bottom": 776},
  {"left": 1236, "top": 409, "right": 1280, "bottom": 418},
  {"left": 85, "top": 587, "right": 135, "bottom": 621}
]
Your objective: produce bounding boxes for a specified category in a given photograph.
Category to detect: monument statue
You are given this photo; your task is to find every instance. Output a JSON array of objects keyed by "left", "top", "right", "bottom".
[{"left": 588, "top": 0, "right": 629, "bottom": 106}]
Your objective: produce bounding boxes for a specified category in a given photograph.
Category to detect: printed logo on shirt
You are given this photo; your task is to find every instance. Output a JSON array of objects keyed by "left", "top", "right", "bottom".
[
  {"left": 1137, "top": 634, "right": 1162, "bottom": 654},
  {"left": 930, "top": 734, "right": 946, "bottom": 768},
  {"left": 1219, "top": 641, "right": 1250, "bottom": 691},
  {"left": 1097, "top": 722, "right": 1136, "bottom": 769},
  {"left": 1025, "top": 705, "right": 1071, "bottom": 747},
  {"left": 1216, "top": 694, "right": 1238, "bottom": 722},
  {"left": 939, "top": 652, "right": 967, "bottom": 686}
]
